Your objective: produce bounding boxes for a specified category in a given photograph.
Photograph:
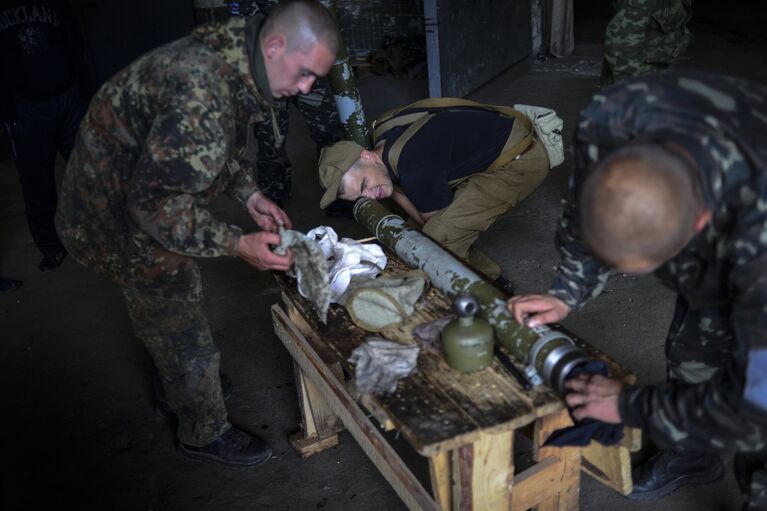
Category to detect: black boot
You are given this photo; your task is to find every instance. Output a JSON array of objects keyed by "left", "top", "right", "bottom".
[
  {"left": 0, "top": 278, "right": 22, "bottom": 293},
  {"left": 39, "top": 248, "right": 66, "bottom": 273},
  {"left": 180, "top": 426, "right": 272, "bottom": 466},
  {"left": 628, "top": 449, "right": 724, "bottom": 501}
]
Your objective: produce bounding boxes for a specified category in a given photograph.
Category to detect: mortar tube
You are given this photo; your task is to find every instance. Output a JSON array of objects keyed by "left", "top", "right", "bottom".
[
  {"left": 353, "top": 199, "right": 590, "bottom": 395},
  {"left": 319, "top": 0, "right": 372, "bottom": 149}
]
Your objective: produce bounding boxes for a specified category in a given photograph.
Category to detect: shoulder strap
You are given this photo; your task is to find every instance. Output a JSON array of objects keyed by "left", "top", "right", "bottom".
[{"left": 386, "top": 113, "right": 435, "bottom": 177}]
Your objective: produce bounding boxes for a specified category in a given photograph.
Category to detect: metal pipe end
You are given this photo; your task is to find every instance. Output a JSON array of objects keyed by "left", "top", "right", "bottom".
[
  {"left": 542, "top": 345, "right": 592, "bottom": 396},
  {"left": 453, "top": 293, "right": 478, "bottom": 317},
  {"left": 352, "top": 198, "right": 369, "bottom": 220}
]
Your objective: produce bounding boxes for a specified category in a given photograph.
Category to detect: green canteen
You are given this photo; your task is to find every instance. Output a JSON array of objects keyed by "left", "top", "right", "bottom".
[{"left": 441, "top": 293, "right": 494, "bottom": 373}]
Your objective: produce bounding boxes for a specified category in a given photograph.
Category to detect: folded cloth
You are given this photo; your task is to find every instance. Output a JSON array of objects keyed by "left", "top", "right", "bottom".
[
  {"left": 306, "top": 226, "right": 387, "bottom": 301},
  {"left": 348, "top": 337, "right": 420, "bottom": 394},
  {"left": 543, "top": 360, "right": 625, "bottom": 447},
  {"left": 339, "top": 271, "right": 428, "bottom": 332},
  {"left": 274, "top": 227, "right": 331, "bottom": 322}
]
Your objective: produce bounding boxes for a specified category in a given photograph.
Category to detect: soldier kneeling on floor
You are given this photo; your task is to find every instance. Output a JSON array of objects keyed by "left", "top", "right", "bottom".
[{"left": 318, "top": 98, "right": 563, "bottom": 294}]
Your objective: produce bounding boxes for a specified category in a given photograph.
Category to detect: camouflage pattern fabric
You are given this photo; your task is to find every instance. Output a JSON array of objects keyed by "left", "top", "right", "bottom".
[
  {"left": 601, "top": 0, "right": 692, "bottom": 87},
  {"left": 56, "top": 18, "right": 277, "bottom": 444},
  {"left": 250, "top": 0, "right": 342, "bottom": 200},
  {"left": 549, "top": 71, "right": 767, "bottom": 509},
  {"left": 123, "top": 286, "right": 229, "bottom": 446}
]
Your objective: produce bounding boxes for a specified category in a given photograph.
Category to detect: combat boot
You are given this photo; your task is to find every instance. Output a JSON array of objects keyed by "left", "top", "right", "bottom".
[
  {"left": 628, "top": 449, "right": 724, "bottom": 501},
  {"left": 180, "top": 426, "right": 272, "bottom": 466}
]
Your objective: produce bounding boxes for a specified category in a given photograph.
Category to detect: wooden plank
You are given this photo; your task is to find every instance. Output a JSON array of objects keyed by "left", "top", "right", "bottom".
[
  {"left": 534, "top": 409, "right": 581, "bottom": 511},
  {"left": 272, "top": 304, "right": 441, "bottom": 511},
  {"left": 361, "top": 394, "right": 396, "bottom": 431},
  {"left": 453, "top": 431, "right": 513, "bottom": 511},
  {"left": 428, "top": 450, "right": 452, "bottom": 511},
  {"left": 288, "top": 431, "right": 339, "bottom": 458},
  {"left": 298, "top": 362, "right": 345, "bottom": 438},
  {"left": 580, "top": 432, "right": 633, "bottom": 495},
  {"left": 626, "top": 427, "right": 642, "bottom": 452},
  {"left": 284, "top": 293, "right": 346, "bottom": 377},
  {"left": 293, "top": 361, "right": 319, "bottom": 437},
  {"left": 510, "top": 457, "right": 563, "bottom": 511}
]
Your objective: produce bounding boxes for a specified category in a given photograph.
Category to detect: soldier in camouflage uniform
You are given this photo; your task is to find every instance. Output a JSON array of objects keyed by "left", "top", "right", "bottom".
[
  {"left": 508, "top": 71, "right": 767, "bottom": 508},
  {"left": 55, "top": 0, "right": 338, "bottom": 466},
  {"left": 247, "top": 0, "right": 343, "bottom": 201},
  {"left": 601, "top": 0, "right": 692, "bottom": 87}
]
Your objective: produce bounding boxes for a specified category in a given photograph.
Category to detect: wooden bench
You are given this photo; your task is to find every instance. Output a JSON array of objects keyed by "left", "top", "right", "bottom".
[{"left": 271, "top": 250, "right": 639, "bottom": 510}]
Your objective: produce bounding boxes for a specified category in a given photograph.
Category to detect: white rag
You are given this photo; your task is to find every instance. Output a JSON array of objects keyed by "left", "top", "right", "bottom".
[{"left": 306, "top": 226, "right": 388, "bottom": 302}]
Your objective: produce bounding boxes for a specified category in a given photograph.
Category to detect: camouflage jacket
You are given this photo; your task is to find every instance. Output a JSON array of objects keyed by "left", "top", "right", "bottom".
[
  {"left": 57, "top": 17, "right": 279, "bottom": 299},
  {"left": 549, "top": 71, "right": 767, "bottom": 452},
  {"left": 603, "top": 0, "right": 692, "bottom": 85}
]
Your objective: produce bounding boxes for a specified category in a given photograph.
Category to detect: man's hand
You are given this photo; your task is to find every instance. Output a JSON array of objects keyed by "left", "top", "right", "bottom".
[
  {"left": 246, "top": 191, "right": 292, "bottom": 232},
  {"left": 507, "top": 294, "right": 572, "bottom": 327},
  {"left": 236, "top": 232, "right": 293, "bottom": 271},
  {"left": 564, "top": 374, "right": 623, "bottom": 423}
]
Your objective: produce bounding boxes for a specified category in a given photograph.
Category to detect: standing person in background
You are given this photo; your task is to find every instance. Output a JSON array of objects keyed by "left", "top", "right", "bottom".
[
  {"left": 601, "top": 0, "right": 692, "bottom": 87},
  {"left": 0, "top": 1, "right": 89, "bottom": 273}
]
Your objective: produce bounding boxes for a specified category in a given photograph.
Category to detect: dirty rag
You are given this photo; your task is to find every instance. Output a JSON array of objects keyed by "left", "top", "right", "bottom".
[
  {"left": 412, "top": 314, "right": 456, "bottom": 353},
  {"left": 339, "top": 271, "right": 428, "bottom": 332},
  {"left": 274, "top": 227, "right": 331, "bottom": 322},
  {"left": 543, "top": 360, "right": 625, "bottom": 447},
  {"left": 306, "top": 226, "right": 387, "bottom": 302},
  {"left": 348, "top": 337, "right": 420, "bottom": 394}
]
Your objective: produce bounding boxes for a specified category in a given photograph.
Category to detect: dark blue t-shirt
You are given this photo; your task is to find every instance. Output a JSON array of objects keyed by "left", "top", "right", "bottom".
[
  {"left": 0, "top": 1, "right": 80, "bottom": 100},
  {"left": 380, "top": 109, "right": 514, "bottom": 212}
]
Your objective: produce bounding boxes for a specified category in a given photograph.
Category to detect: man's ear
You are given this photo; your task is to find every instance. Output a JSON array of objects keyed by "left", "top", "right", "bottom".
[
  {"left": 263, "top": 34, "right": 286, "bottom": 58},
  {"left": 694, "top": 209, "right": 712, "bottom": 233}
]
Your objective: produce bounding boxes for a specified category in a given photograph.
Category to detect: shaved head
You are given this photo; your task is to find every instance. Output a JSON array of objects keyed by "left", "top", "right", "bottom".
[
  {"left": 579, "top": 141, "right": 705, "bottom": 271},
  {"left": 261, "top": 0, "right": 339, "bottom": 55}
]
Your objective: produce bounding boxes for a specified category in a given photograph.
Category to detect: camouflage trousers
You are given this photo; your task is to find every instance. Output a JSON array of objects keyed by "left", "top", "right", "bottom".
[
  {"left": 122, "top": 285, "right": 230, "bottom": 447},
  {"left": 666, "top": 295, "right": 767, "bottom": 510},
  {"left": 255, "top": 77, "right": 342, "bottom": 200},
  {"left": 601, "top": 0, "right": 692, "bottom": 87}
]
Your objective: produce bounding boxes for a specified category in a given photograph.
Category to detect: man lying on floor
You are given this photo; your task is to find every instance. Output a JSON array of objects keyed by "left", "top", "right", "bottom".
[{"left": 318, "top": 98, "right": 560, "bottom": 292}]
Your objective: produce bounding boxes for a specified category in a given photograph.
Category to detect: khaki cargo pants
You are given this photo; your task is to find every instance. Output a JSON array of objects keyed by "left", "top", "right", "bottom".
[{"left": 422, "top": 133, "right": 549, "bottom": 280}]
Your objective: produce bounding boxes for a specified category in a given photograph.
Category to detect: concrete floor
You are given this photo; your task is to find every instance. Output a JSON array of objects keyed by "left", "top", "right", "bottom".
[{"left": 2, "top": 11, "right": 766, "bottom": 511}]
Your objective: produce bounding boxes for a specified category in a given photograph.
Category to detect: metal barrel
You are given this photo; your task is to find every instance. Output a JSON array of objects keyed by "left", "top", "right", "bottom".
[
  {"left": 319, "top": 0, "right": 372, "bottom": 149},
  {"left": 353, "top": 199, "right": 591, "bottom": 394}
]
